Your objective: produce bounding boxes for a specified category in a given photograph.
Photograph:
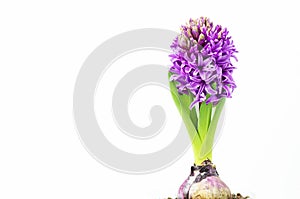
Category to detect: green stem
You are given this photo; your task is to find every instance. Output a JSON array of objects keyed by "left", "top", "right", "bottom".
[
  {"left": 182, "top": 114, "right": 202, "bottom": 165},
  {"left": 199, "top": 98, "right": 225, "bottom": 162}
]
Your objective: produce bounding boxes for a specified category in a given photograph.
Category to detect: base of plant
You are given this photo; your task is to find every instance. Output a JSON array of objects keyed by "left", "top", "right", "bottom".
[
  {"left": 167, "top": 159, "right": 250, "bottom": 199},
  {"left": 166, "top": 193, "right": 250, "bottom": 199}
]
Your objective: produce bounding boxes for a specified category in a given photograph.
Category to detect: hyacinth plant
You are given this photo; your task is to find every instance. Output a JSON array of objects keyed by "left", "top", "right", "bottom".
[{"left": 168, "top": 17, "right": 239, "bottom": 199}]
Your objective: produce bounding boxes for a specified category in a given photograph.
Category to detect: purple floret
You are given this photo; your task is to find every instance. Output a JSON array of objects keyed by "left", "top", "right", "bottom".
[{"left": 169, "top": 17, "right": 238, "bottom": 109}]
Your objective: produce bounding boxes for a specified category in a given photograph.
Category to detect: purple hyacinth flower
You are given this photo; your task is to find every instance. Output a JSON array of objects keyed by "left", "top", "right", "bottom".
[{"left": 169, "top": 17, "right": 238, "bottom": 109}]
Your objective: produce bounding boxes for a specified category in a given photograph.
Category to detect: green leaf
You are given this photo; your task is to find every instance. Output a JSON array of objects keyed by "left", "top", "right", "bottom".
[
  {"left": 189, "top": 93, "right": 198, "bottom": 130},
  {"left": 168, "top": 72, "right": 203, "bottom": 164},
  {"left": 198, "top": 101, "right": 212, "bottom": 141}
]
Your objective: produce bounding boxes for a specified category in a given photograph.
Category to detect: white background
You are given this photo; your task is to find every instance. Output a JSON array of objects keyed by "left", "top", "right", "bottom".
[{"left": 1, "top": 0, "right": 300, "bottom": 198}]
